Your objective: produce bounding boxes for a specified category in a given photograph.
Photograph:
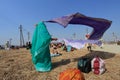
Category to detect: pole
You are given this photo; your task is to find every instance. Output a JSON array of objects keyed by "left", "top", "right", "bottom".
[
  {"left": 19, "top": 25, "right": 25, "bottom": 47},
  {"left": 9, "top": 38, "right": 12, "bottom": 47},
  {"left": 27, "top": 32, "right": 30, "bottom": 42}
]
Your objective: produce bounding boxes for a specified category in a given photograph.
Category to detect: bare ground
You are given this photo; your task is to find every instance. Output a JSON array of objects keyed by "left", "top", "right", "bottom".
[{"left": 0, "top": 47, "right": 120, "bottom": 80}]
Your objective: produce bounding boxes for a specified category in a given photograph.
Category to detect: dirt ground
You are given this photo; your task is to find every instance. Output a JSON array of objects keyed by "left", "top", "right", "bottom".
[{"left": 0, "top": 47, "right": 120, "bottom": 80}]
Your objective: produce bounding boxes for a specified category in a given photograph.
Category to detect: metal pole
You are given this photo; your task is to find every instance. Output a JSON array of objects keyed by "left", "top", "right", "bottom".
[
  {"left": 19, "top": 25, "right": 25, "bottom": 47},
  {"left": 9, "top": 38, "right": 12, "bottom": 47},
  {"left": 27, "top": 32, "right": 30, "bottom": 42}
]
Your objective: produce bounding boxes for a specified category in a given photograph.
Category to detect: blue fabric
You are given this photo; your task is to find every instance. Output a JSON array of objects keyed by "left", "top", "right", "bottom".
[
  {"left": 66, "top": 45, "right": 72, "bottom": 52},
  {"left": 50, "top": 53, "right": 61, "bottom": 57},
  {"left": 30, "top": 22, "right": 52, "bottom": 72}
]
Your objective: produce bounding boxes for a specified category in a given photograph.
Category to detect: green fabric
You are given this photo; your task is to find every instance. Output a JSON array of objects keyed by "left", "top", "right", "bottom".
[{"left": 30, "top": 22, "right": 51, "bottom": 72}]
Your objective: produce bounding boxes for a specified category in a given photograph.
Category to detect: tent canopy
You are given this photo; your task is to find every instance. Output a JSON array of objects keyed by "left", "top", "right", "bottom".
[{"left": 46, "top": 12, "right": 112, "bottom": 40}]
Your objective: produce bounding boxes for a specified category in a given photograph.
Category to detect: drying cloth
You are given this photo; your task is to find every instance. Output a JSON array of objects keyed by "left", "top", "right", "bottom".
[{"left": 31, "top": 22, "right": 51, "bottom": 72}]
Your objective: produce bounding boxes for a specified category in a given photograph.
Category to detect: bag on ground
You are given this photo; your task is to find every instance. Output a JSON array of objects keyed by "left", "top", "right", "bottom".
[
  {"left": 77, "top": 57, "right": 92, "bottom": 73},
  {"left": 91, "top": 56, "right": 105, "bottom": 75},
  {"left": 59, "top": 68, "right": 85, "bottom": 80}
]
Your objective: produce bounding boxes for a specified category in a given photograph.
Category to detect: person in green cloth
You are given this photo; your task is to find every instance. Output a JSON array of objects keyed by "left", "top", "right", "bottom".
[{"left": 30, "top": 22, "right": 57, "bottom": 72}]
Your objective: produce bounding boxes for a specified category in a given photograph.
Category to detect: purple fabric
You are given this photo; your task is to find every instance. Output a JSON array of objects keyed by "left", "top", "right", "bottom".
[{"left": 46, "top": 12, "right": 112, "bottom": 40}]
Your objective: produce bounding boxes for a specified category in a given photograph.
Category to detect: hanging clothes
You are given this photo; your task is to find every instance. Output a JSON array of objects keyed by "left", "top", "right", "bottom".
[{"left": 30, "top": 22, "right": 52, "bottom": 72}]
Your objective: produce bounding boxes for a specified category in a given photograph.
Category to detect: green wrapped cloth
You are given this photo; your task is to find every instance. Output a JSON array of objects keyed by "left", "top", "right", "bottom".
[{"left": 30, "top": 22, "right": 51, "bottom": 72}]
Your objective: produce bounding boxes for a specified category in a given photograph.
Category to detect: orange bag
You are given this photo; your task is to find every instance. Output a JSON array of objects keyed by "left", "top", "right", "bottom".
[{"left": 59, "top": 68, "right": 85, "bottom": 80}]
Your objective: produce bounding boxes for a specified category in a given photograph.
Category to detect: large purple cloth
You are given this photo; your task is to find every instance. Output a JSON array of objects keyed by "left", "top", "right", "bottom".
[{"left": 46, "top": 12, "right": 112, "bottom": 40}]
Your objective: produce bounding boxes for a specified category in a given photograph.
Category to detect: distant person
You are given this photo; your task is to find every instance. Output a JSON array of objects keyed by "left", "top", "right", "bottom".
[
  {"left": 100, "top": 42, "right": 104, "bottom": 49},
  {"left": 5, "top": 41, "right": 10, "bottom": 50},
  {"left": 28, "top": 41, "right": 32, "bottom": 49},
  {"left": 61, "top": 43, "right": 67, "bottom": 51},
  {"left": 87, "top": 43, "right": 92, "bottom": 52},
  {"left": 99, "top": 39, "right": 104, "bottom": 49},
  {"left": 0, "top": 45, "right": 1, "bottom": 49},
  {"left": 51, "top": 43, "right": 58, "bottom": 54},
  {"left": 26, "top": 41, "right": 32, "bottom": 50}
]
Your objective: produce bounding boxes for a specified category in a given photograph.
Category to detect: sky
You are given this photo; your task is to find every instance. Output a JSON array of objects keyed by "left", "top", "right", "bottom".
[{"left": 0, "top": 0, "right": 120, "bottom": 45}]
